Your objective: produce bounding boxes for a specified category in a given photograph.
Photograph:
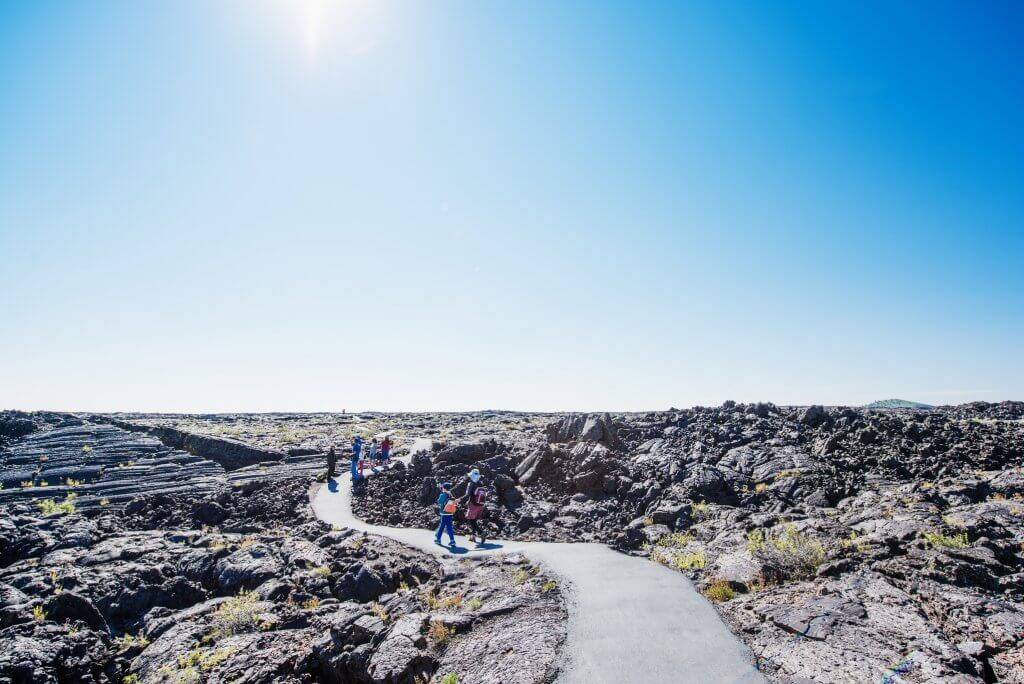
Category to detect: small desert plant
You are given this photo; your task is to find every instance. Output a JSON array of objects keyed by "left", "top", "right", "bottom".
[
  {"left": 116, "top": 632, "right": 150, "bottom": 652},
  {"left": 840, "top": 531, "right": 870, "bottom": 554},
  {"left": 302, "top": 598, "right": 320, "bottom": 610},
  {"left": 691, "top": 501, "right": 710, "bottom": 519},
  {"left": 541, "top": 580, "right": 557, "bottom": 592},
  {"left": 465, "top": 598, "right": 483, "bottom": 611},
  {"left": 428, "top": 620, "right": 454, "bottom": 645},
  {"left": 32, "top": 605, "right": 47, "bottom": 622},
  {"left": 81, "top": 445, "right": 92, "bottom": 453},
  {"left": 655, "top": 532, "right": 693, "bottom": 548},
  {"left": 440, "top": 674, "right": 459, "bottom": 684},
  {"left": 122, "top": 674, "right": 139, "bottom": 684},
  {"left": 513, "top": 569, "right": 531, "bottom": 585},
  {"left": 746, "top": 524, "right": 825, "bottom": 581},
  {"left": 941, "top": 515, "right": 966, "bottom": 529},
  {"left": 312, "top": 565, "right": 331, "bottom": 577},
  {"left": 370, "top": 601, "right": 389, "bottom": 622},
  {"left": 421, "top": 590, "right": 463, "bottom": 610},
  {"left": 922, "top": 530, "right": 969, "bottom": 549},
  {"left": 208, "top": 591, "right": 261, "bottom": 640},
  {"left": 65, "top": 477, "right": 83, "bottom": 488},
  {"left": 38, "top": 493, "right": 77, "bottom": 516},
  {"left": 178, "top": 646, "right": 235, "bottom": 672},
  {"left": 673, "top": 551, "right": 707, "bottom": 570},
  {"left": 754, "top": 482, "right": 769, "bottom": 494},
  {"left": 704, "top": 579, "right": 735, "bottom": 602}
]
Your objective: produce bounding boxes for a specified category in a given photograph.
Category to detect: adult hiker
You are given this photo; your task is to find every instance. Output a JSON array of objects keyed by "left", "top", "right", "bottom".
[
  {"left": 326, "top": 446, "right": 337, "bottom": 480},
  {"left": 380, "top": 435, "right": 392, "bottom": 464},
  {"left": 464, "top": 468, "right": 488, "bottom": 545},
  {"left": 434, "top": 481, "right": 458, "bottom": 547},
  {"left": 350, "top": 436, "right": 363, "bottom": 481}
]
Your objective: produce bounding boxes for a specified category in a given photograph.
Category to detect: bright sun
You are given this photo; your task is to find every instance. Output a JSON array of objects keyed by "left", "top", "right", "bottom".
[{"left": 272, "top": 0, "right": 383, "bottom": 59}]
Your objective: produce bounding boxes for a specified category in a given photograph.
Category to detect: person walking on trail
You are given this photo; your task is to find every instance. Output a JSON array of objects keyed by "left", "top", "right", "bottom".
[
  {"left": 367, "top": 438, "right": 379, "bottom": 466},
  {"left": 434, "top": 482, "right": 458, "bottom": 547},
  {"left": 465, "top": 468, "right": 488, "bottom": 545},
  {"left": 380, "top": 436, "right": 392, "bottom": 464},
  {"left": 326, "top": 447, "right": 337, "bottom": 480},
  {"left": 350, "top": 436, "right": 363, "bottom": 481}
]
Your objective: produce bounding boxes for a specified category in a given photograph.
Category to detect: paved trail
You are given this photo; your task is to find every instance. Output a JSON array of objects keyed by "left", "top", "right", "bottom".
[{"left": 311, "top": 439, "right": 765, "bottom": 684}]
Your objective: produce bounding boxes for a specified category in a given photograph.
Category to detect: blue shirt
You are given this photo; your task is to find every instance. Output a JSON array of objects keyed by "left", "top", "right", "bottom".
[{"left": 436, "top": 492, "right": 453, "bottom": 517}]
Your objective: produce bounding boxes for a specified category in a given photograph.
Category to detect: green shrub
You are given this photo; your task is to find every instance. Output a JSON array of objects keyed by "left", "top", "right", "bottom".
[
  {"left": 746, "top": 524, "right": 825, "bottom": 581},
  {"left": 655, "top": 532, "right": 693, "bottom": 547},
  {"left": 922, "top": 530, "right": 969, "bottom": 549},
  {"left": 38, "top": 493, "right": 77, "bottom": 516},
  {"left": 207, "top": 591, "right": 261, "bottom": 641},
  {"left": 440, "top": 674, "right": 459, "bottom": 684},
  {"left": 704, "top": 579, "right": 734, "bottom": 602}
]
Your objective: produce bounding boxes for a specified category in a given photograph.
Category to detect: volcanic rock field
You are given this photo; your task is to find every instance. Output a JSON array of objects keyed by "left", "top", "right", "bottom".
[{"left": 2, "top": 402, "right": 1023, "bottom": 683}]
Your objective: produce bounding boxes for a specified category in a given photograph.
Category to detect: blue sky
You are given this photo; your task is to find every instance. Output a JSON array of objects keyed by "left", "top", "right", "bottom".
[{"left": 1, "top": 1, "right": 1021, "bottom": 412}]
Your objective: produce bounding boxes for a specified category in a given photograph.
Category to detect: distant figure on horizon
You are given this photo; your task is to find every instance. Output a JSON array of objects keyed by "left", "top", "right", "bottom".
[{"left": 326, "top": 446, "right": 337, "bottom": 480}]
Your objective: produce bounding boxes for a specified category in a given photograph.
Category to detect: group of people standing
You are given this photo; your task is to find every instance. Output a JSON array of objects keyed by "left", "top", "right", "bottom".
[
  {"left": 324, "top": 435, "right": 392, "bottom": 480},
  {"left": 325, "top": 435, "right": 492, "bottom": 548}
]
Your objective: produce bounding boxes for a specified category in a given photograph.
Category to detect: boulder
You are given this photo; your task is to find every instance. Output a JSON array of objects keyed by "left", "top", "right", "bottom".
[{"left": 44, "top": 592, "right": 109, "bottom": 633}]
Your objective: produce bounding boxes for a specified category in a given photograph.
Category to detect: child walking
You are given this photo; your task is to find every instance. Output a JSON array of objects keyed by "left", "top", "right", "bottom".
[{"left": 434, "top": 481, "right": 457, "bottom": 547}]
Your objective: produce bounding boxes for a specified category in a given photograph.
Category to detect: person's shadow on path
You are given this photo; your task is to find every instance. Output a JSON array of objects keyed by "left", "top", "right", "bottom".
[{"left": 436, "top": 541, "right": 505, "bottom": 555}]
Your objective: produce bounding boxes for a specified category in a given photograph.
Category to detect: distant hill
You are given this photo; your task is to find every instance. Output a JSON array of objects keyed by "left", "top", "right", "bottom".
[{"left": 863, "top": 398, "right": 933, "bottom": 410}]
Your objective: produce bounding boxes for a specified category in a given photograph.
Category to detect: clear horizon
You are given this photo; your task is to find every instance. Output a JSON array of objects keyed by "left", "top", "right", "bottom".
[{"left": 2, "top": 2, "right": 1022, "bottom": 413}]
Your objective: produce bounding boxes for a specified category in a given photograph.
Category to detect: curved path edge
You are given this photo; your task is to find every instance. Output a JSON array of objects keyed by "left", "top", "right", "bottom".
[{"left": 310, "top": 441, "right": 766, "bottom": 684}]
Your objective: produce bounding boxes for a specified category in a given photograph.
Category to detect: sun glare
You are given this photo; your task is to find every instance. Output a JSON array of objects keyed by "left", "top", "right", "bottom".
[{"left": 265, "top": 0, "right": 384, "bottom": 59}]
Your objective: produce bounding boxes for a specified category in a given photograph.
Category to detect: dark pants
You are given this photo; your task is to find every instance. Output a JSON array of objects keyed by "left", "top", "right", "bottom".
[
  {"left": 327, "top": 460, "right": 337, "bottom": 479},
  {"left": 469, "top": 518, "right": 483, "bottom": 538}
]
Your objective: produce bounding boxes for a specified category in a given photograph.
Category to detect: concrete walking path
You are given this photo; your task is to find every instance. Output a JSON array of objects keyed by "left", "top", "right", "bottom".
[{"left": 311, "top": 439, "right": 766, "bottom": 684}]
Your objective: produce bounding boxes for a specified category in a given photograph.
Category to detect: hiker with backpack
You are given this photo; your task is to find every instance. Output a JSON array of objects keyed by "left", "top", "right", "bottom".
[
  {"left": 434, "top": 481, "right": 458, "bottom": 547},
  {"left": 464, "top": 468, "right": 489, "bottom": 545}
]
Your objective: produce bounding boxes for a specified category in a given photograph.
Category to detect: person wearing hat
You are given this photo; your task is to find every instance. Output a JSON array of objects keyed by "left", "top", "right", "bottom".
[
  {"left": 464, "top": 468, "right": 489, "bottom": 544},
  {"left": 434, "top": 481, "right": 457, "bottom": 547}
]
